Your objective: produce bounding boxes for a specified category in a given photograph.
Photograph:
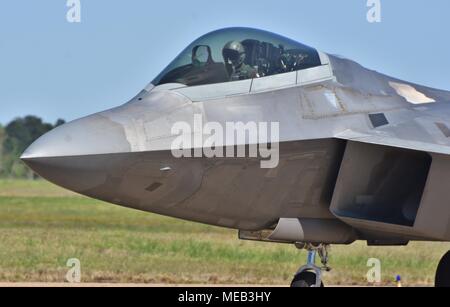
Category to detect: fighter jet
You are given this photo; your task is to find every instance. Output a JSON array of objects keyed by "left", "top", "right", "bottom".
[{"left": 21, "top": 27, "right": 450, "bottom": 287}]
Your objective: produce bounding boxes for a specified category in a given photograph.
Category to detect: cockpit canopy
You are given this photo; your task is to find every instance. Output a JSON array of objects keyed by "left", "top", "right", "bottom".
[{"left": 152, "top": 27, "right": 321, "bottom": 87}]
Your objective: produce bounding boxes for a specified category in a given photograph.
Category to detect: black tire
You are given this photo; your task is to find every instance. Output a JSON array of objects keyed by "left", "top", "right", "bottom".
[
  {"left": 291, "top": 271, "right": 324, "bottom": 288},
  {"left": 436, "top": 251, "right": 450, "bottom": 287}
]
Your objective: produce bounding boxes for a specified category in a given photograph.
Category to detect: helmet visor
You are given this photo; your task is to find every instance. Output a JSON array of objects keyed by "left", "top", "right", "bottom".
[{"left": 223, "top": 49, "right": 241, "bottom": 64}]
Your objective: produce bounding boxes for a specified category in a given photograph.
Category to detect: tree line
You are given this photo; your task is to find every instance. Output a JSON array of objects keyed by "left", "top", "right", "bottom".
[{"left": 0, "top": 116, "right": 65, "bottom": 178}]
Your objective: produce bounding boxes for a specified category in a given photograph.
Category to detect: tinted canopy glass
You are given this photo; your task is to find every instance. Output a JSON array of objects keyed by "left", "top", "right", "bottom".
[{"left": 152, "top": 28, "right": 321, "bottom": 87}]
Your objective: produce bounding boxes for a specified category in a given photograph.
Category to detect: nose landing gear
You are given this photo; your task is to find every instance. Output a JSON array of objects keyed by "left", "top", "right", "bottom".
[
  {"left": 290, "top": 246, "right": 450, "bottom": 287},
  {"left": 291, "top": 243, "right": 330, "bottom": 288},
  {"left": 436, "top": 251, "right": 450, "bottom": 287}
]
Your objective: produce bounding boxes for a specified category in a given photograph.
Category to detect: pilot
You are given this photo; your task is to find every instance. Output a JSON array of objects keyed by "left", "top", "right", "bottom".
[{"left": 222, "top": 41, "right": 259, "bottom": 81}]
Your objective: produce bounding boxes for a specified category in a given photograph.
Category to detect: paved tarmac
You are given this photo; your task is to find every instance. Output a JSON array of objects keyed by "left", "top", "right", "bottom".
[{"left": 0, "top": 283, "right": 288, "bottom": 288}]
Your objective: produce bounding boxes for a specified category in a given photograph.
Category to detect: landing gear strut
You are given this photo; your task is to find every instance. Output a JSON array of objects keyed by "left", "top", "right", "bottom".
[
  {"left": 436, "top": 251, "right": 450, "bottom": 287},
  {"left": 291, "top": 243, "right": 330, "bottom": 288}
]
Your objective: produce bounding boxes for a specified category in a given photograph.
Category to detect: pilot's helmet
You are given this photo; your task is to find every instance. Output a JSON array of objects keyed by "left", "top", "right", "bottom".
[{"left": 222, "top": 41, "right": 246, "bottom": 67}]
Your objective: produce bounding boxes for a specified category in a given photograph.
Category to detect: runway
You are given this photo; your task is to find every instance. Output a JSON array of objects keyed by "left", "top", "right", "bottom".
[
  {"left": 0, "top": 283, "right": 388, "bottom": 288},
  {"left": 0, "top": 283, "right": 287, "bottom": 288}
]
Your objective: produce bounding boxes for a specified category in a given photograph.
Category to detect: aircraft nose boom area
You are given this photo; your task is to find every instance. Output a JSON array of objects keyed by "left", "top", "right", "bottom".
[
  {"left": 20, "top": 113, "right": 133, "bottom": 190},
  {"left": 21, "top": 114, "right": 131, "bottom": 160}
]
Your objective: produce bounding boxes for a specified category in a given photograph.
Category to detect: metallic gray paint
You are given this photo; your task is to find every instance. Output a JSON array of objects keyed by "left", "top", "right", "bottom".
[
  {"left": 23, "top": 140, "right": 345, "bottom": 231},
  {"left": 22, "top": 31, "right": 450, "bottom": 244}
]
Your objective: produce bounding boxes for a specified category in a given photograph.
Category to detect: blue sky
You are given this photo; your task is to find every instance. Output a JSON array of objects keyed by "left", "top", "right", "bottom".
[{"left": 1, "top": 0, "right": 450, "bottom": 125}]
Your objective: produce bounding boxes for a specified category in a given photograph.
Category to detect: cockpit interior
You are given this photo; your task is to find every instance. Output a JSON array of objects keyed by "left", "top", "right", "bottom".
[{"left": 152, "top": 28, "right": 322, "bottom": 87}]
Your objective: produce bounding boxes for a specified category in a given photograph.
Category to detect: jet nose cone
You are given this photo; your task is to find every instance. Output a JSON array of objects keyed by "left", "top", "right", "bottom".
[
  {"left": 21, "top": 113, "right": 133, "bottom": 191},
  {"left": 21, "top": 114, "right": 131, "bottom": 161}
]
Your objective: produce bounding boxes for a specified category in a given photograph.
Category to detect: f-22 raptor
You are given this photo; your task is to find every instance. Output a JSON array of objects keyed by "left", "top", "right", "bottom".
[{"left": 22, "top": 27, "right": 450, "bottom": 287}]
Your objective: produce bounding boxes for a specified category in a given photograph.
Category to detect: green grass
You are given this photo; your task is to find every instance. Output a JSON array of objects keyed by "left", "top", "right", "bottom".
[{"left": 0, "top": 179, "right": 448, "bottom": 286}]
